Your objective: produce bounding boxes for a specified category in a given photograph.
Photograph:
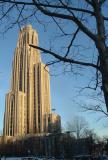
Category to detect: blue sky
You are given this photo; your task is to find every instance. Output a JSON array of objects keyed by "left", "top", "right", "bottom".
[{"left": 0, "top": 22, "right": 108, "bottom": 137}]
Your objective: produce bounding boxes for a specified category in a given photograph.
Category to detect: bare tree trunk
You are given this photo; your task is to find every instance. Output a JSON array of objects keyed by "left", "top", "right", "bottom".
[
  {"left": 101, "top": 68, "right": 108, "bottom": 112},
  {"left": 100, "top": 48, "right": 108, "bottom": 112}
]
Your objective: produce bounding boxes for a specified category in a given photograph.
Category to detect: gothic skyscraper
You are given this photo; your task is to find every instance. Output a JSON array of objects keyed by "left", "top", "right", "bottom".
[{"left": 3, "top": 25, "right": 61, "bottom": 137}]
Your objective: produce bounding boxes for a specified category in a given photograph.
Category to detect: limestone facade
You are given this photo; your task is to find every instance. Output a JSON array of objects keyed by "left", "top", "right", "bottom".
[{"left": 3, "top": 25, "right": 61, "bottom": 137}]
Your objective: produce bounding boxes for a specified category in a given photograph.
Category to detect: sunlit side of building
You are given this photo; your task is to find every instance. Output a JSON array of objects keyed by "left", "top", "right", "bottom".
[{"left": 3, "top": 25, "right": 61, "bottom": 138}]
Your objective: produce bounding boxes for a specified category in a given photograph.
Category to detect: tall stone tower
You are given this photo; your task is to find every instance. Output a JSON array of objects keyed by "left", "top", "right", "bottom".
[{"left": 3, "top": 25, "right": 61, "bottom": 137}]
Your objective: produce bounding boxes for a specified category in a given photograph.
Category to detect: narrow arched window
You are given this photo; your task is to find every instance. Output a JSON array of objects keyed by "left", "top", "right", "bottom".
[
  {"left": 19, "top": 51, "right": 23, "bottom": 91},
  {"left": 10, "top": 95, "right": 14, "bottom": 136}
]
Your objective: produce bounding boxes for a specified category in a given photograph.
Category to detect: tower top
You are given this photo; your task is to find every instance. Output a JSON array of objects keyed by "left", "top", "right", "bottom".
[
  {"left": 21, "top": 25, "right": 38, "bottom": 33},
  {"left": 21, "top": 24, "right": 32, "bottom": 30},
  {"left": 17, "top": 24, "right": 38, "bottom": 48}
]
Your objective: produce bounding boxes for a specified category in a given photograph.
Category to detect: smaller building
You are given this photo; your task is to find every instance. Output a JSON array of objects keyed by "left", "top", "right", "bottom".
[{"left": 48, "top": 113, "right": 61, "bottom": 133}]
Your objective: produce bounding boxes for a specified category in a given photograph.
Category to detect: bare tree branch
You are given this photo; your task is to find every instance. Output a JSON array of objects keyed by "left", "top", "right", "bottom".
[
  {"left": 0, "top": 0, "right": 108, "bottom": 21},
  {"left": 0, "top": 0, "right": 94, "bottom": 15},
  {"left": 45, "top": 60, "right": 61, "bottom": 67},
  {"left": 0, "top": 3, "right": 15, "bottom": 21},
  {"left": 64, "top": 27, "right": 80, "bottom": 57},
  {"left": 32, "top": 0, "right": 97, "bottom": 42},
  {"left": 83, "top": 105, "right": 108, "bottom": 117},
  {"left": 30, "top": 44, "right": 99, "bottom": 69}
]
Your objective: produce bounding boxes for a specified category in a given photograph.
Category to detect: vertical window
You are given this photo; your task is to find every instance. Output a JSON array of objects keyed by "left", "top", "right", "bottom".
[
  {"left": 27, "top": 71, "right": 29, "bottom": 133},
  {"left": 34, "top": 67, "right": 36, "bottom": 132},
  {"left": 19, "top": 52, "right": 23, "bottom": 91},
  {"left": 10, "top": 95, "right": 14, "bottom": 136},
  {"left": 37, "top": 66, "right": 41, "bottom": 132},
  {"left": 32, "top": 33, "right": 34, "bottom": 44}
]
